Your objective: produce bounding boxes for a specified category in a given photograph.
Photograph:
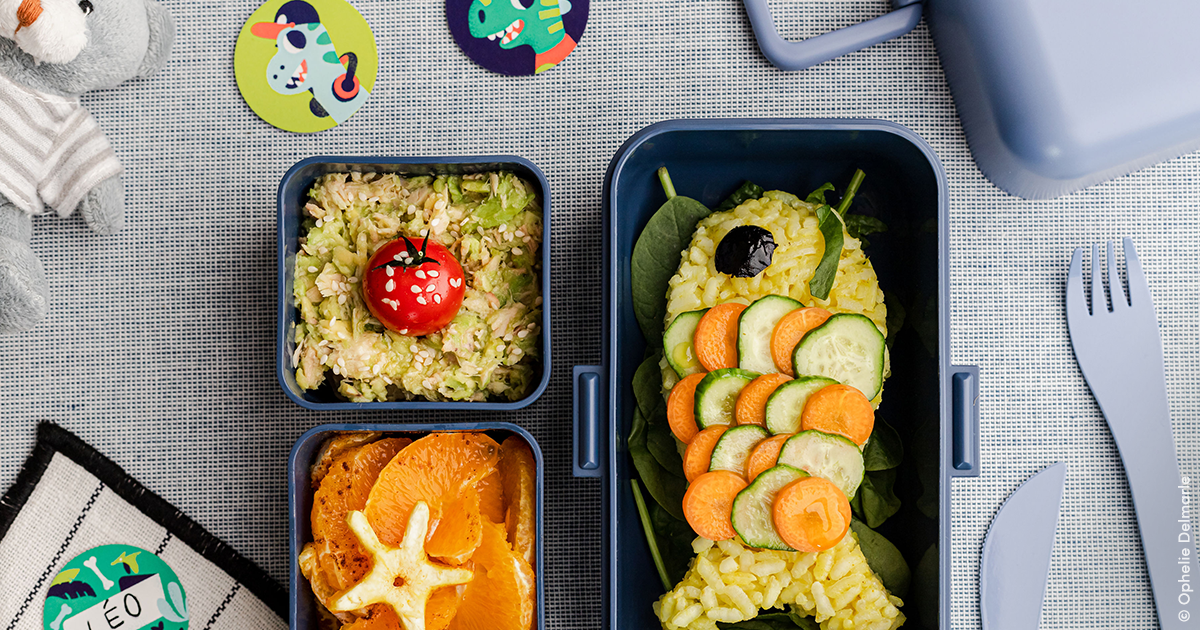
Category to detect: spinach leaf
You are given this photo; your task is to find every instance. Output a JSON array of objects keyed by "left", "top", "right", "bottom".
[
  {"left": 913, "top": 418, "right": 940, "bottom": 520},
  {"left": 863, "top": 418, "right": 904, "bottom": 471},
  {"left": 884, "top": 291, "right": 906, "bottom": 349},
  {"left": 850, "top": 519, "right": 912, "bottom": 598},
  {"left": 631, "top": 168, "right": 713, "bottom": 342},
  {"left": 809, "top": 205, "right": 844, "bottom": 300},
  {"left": 631, "top": 479, "right": 672, "bottom": 591},
  {"left": 715, "top": 181, "right": 765, "bottom": 213},
  {"left": 629, "top": 405, "right": 688, "bottom": 521},
  {"left": 647, "top": 412, "right": 685, "bottom": 478},
  {"left": 718, "top": 612, "right": 819, "bottom": 630},
  {"left": 852, "top": 468, "right": 902, "bottom": 528},
  {"left": 633, "top": 353, "right": 685, "bottom": 477},
  {"left": 651, "top": 501, "right": 697, "bottom": 584},
  {"left": 809, "top": 171, "right": 866, "bottom": 300},
  {"left": 844, "top": 214, "right": 887, "bottom": 248},
  {"left": 805, "top": 182, "right": 835, "bottom": 206},
  {"left": 632, "top": 352, "right": 664, "bottom": 420},
  {"left": 911, "top": 544, "right": 940, "bottom": 627}
]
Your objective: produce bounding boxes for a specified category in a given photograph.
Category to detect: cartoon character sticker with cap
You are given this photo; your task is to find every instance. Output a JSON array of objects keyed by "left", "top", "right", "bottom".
[
  {"left": 42, "top": 544, "right": 188, "bottom": 630},
  {"left": 447, "top": 0, "right": 587, "bottom": 76},
  {"left": 234, "top": 0, "right": 377, "bottom": 133}
]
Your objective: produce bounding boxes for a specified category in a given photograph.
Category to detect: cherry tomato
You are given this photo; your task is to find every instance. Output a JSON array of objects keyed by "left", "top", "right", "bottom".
[{"left": 362, "top": 235, "right": 466, "bottom": 336}]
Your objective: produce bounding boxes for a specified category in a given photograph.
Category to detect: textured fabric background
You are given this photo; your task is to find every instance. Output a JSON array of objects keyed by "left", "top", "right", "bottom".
[{"left": 1, "top": 0, "right": 1198, "bottom": 628}]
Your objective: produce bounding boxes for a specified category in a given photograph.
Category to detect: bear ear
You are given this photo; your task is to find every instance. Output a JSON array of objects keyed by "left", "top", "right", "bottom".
[{"left": 136, "top": 0, "right": 174, "bottom": 79}]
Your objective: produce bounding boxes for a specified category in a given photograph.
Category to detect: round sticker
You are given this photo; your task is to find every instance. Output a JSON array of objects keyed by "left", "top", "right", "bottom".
[
  {"left": 234, "top": 0, "right": 378, "bottom": 133},
  {"left": 447, "top": 0, "right": 588, "bottom": 76},
  {"left": 43, "top": 545, "right": 188, "bottom": 630}
]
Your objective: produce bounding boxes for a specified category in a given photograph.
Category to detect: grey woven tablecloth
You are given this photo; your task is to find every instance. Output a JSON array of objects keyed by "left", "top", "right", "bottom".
[{"left": 2, "top": 0, "right": 1198, "bottom": 628}]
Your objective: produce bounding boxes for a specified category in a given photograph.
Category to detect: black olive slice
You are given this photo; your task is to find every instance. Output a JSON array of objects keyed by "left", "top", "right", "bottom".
[{"left": 715, "top": 225, "right": 776, "bottom": 278}]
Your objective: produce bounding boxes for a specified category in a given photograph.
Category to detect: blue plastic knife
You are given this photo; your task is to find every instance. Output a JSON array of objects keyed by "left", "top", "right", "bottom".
[{"left": 980, "top": 462, "right": 1067, "bottom": 630}]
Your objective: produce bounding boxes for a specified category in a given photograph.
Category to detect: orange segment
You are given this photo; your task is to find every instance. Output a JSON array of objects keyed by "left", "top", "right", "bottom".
[
  {"left": 311, "top": 437, "right": 411, "bottom": 590},
  {"left": 427, "top": 487, "right": 483, "bottom": 566},
  {"left": 448, "top": 520, "right": 536, "bottom": 630},
  {"left": 428, "top": 586, "right": 466, "bottom": 630},
  {"left": 365, "top": 432, "right": 500, "bottom": 548},
  {"left": 341, "top": 604, "right": 397, "bottom": 629},
  {"left": 499, "top": 437, "right": 537, "bottom": 566},
  {"left": 477, "top": 471, "right": 505, "bottom": 524},
  {"left": 343, "top": 597, "right": 463, "bottom": 630},
  {"left": 771, "top": 307, "right": 833, "bottom": 376}
]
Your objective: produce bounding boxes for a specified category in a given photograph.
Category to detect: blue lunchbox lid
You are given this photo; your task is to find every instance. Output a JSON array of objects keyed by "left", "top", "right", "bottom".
[
  {"left": 740, "top": 0, "right": 1200, "bottom": 199},
  {"left": 927, "top": 0, "right": 1200, "bottom": 199}
]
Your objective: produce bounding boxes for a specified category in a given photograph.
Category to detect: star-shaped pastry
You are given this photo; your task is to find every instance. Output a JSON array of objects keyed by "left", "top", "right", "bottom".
[{"left": 328, "top": 502, "right": 474, "bottom": 630}]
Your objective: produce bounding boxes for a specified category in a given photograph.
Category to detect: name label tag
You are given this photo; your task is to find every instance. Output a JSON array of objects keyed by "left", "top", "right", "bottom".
[{"left": 63, "top": 574, "right": 165, "bottom": 630}]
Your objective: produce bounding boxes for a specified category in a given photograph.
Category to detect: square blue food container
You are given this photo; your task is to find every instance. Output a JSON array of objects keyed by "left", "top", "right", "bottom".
[
  {"left": 289, "top": 422, "right": 545, "bottom": 628},
  {"left": 276, "top": 156, "right": 552, "bottom": 410},
  {"left": 571, "top": 119, "right": 980, "bottom": 629}
]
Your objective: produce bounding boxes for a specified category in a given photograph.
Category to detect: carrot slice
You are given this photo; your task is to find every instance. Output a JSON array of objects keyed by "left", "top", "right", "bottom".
[
  {"left": 694, "top": 303, "right": 747, "bottom": 372},
  {"left": 683, "top": 470, "right": 748, "bottom": 541},
  {"left": 771, "top": 307, "right": 833, "bottom": 376},
  {"left": 772, "top": 476, "right": 851, "bottom": 552},
  {"left": 744, "top": 434, "right": 791, "bottom": 482},
  {"left": 668, "top": 373, "right": 708, "bottom": 444},
  {"left": 735, "top": 373, "right": 792, "bottom": 427},
  {"left": 683, "top": 426, "right": 728, "bottom": 482},
  {"left": 800, "top": 384, "right": 875, "bottom": 446}
]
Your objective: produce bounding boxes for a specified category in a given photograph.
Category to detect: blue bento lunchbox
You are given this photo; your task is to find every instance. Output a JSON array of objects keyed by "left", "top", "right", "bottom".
[
  {"left": 276, "top": 156, "right": 552, "bottom": 411},
  {"left": 571, "top": 119, "right": 980, "bottom": 629},
  {"left": 289, "top": 422, "right": 545, "bottom": 629}
]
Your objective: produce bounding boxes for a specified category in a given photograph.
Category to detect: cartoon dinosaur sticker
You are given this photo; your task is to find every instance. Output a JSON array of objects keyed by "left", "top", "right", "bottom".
[
  {"left": 250, "top": 0, "right": 369, "bottom": 123},
  {"left": 467, "top": 0, "right": 577, "bottom": 74}
]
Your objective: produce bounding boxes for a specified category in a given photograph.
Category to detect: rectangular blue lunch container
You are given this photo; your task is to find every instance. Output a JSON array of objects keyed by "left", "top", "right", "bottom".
[
  {"left": 276, "top": 156, "right": 553, "bottom": 411},
  {"left": 571, "top": 119, "right": 980, "bottom": 629},
  {"left": 289, "top": 422, "right": 546, "bottom": 629}
]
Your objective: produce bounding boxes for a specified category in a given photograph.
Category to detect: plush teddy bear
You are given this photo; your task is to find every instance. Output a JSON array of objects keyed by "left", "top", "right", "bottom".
[{"left": 0, "top": 0, "right": 173, "bottom": 334}]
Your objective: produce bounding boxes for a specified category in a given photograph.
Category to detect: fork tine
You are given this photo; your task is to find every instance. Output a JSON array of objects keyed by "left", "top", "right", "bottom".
[
  {"left": 1090, "top": 243, "right": 1107, "bottom": 314},
  {"left": 1107, "top": 240, "right": 1128, "bottom": 309},
  {"left": 1066, "top": 247, "right": 1085, "bottom": 321},
  {"left": 1123, "top": 237, "right": 1153, "bottom": 309}
]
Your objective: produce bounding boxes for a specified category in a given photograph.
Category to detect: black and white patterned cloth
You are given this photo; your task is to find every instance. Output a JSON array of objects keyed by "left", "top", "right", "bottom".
[{"left": 0, "top": 424, "right": 287, "bottom": 630}]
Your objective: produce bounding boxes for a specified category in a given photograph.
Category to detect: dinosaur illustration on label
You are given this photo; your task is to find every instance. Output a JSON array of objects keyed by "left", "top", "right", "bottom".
[
  {"left": 250, "top": 0, "right": 369, "bottom": 123},
  {"left": 466, "top": 0, "right": 579, "bottom": 74}
]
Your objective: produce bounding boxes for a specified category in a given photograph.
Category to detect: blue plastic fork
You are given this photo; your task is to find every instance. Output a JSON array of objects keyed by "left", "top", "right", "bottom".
[{"left": 1067, "top": 238, "right": 1196, "bottom": 629}]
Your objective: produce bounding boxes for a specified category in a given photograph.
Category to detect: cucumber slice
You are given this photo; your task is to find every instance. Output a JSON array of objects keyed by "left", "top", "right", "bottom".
[
  {"left": 694, "top": 368, "right": 760, "bottom": 429},
  {"left": 709, "top": 425, "right": 770, "bottom": 476},
  {"left": 737, "top": 295, "right": 801, "bottom": 374},
  {"left": 792, "top": 313, "right": 886, "bottom": 400},
  {"left": 731, "top": 464, "right": 809, "bottom": 550},
  {"left": 664, "top": 310, "right": 708, "bottom": 378},
  {"left": 777, "top": 430, "right": 865, "bottom": 499},
  {"left": 764, "top": 376, "right": 838, "bottom": 435}
]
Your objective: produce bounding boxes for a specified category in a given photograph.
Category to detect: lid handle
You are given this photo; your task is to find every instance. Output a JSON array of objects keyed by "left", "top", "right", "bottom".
[
  {"left": 741, "top": 0, "right": 923, "bottom": 72},
  {"left": 950, "top": 365, "right": 981, "bottom": 477},
  {"left": 573, "top": 365, "right": 604, "bottom": 478}
]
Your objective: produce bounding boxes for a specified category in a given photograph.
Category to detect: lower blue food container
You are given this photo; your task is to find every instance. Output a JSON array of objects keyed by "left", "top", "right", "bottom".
[
  {"left": 289, "top": 422, "right": 545, "bottom": 629},
  {"left": 572, "top": 119, "right": 979, "bottom": 629}
]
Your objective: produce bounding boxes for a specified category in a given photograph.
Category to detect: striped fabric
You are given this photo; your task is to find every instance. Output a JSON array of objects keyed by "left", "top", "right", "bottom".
[
  {"left": 0, "top": 73, "right": 123, "bottom": 217},
  {"left": 0, "top": 425, "right": 287, "bottom": 630}
]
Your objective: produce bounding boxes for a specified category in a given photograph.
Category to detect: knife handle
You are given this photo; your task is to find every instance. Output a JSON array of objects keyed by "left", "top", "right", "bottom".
[{"left": 1106, "top": 399, "right": 1197, "bottom": 629}]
